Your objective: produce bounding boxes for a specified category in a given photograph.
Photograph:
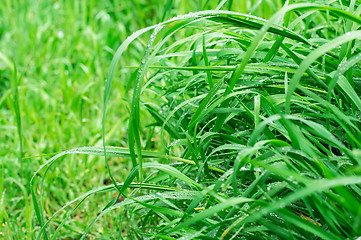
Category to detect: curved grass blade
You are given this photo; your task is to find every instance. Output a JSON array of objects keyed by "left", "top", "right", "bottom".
[
  {"left": 286, "top": 31, "right": 361, "bottom": 113},
  {"left": 223, "top": 176, "right": 361, "bottom": 239}
]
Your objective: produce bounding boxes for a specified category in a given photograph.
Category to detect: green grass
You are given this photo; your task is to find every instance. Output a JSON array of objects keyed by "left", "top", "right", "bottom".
[{"left": 2, "top": 0, "right": 361, "bottom": 239}]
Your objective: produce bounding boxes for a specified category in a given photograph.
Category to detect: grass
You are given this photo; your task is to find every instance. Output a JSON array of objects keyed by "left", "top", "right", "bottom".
[{"left": 2, "top": 0, "right": 361, "bottom": 239}]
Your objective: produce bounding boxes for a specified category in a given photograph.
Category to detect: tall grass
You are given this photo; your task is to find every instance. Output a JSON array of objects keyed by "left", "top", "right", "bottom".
[
  {"left": 0, "top": 0, "right": 197, "bottom": 238},
  {"left": 27, "top": 0, "right": 361, "bottom": 239}
]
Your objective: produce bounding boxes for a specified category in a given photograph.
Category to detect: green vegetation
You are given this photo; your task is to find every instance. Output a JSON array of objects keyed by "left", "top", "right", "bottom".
[{"left": 2, "top": 0, "right": 361, "bottom": 239}]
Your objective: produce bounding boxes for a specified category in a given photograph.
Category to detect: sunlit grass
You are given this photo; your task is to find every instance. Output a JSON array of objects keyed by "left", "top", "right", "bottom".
[
  {"left": 98, "top": 1, "right": 361, "bottom": 239},
  {"left": 3, "top": 0, "right": 361, "bottom": 239}
]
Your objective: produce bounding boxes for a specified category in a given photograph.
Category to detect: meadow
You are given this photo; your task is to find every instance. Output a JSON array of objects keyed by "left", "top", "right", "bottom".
[{"left": 1, "top": 0, "right": 361, "bottom": 239}]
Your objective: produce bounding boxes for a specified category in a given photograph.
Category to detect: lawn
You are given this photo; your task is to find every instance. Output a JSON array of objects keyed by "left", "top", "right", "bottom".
[{"left": 1, "top": 0, "right": 361, "bottom": 239}]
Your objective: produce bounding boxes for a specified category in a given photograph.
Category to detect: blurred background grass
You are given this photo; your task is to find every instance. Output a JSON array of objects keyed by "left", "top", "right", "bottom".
[{"left": 0, "top": 0, "right": 285, "bottom": 238}]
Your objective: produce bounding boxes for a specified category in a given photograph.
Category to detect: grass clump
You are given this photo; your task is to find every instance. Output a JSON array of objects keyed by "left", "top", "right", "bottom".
[{"left": 28, "top": 0, "right": 361, "bottom": 239}]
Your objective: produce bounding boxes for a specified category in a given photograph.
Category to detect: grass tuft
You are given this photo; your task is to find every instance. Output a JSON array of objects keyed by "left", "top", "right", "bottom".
[{"left": 6, "top": 0, "right": 361, "bottom": 239}]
